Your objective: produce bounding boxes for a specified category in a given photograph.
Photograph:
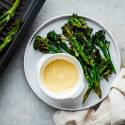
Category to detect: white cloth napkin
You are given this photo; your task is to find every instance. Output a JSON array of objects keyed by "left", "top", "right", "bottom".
[{"left": 53, "top": 68, "right": 125, "bottom": 125}]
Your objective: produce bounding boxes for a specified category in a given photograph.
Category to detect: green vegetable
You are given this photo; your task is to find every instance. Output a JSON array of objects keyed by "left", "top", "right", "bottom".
[
  {"left": 62, "top": 15, "right": 102, "bottom": 98},
  {"left": 78, "top": 57, "right": 94, "bottom": 103},
  {"left": 62, "top": 23, "right": 74, "bottom": 39},
  {"left": 68, "top": 14, "right": 88, "bottom": 29},
  {"left": 93, "top": 30, "right": 116, "bottom": 73},
  {"left": 100, "top": 58, "right": 112, "bottom": 80},
  {"left": 0, "top": 0, "right": 21, "bottom": 33},
  {"left": 33, "top": 35, "right": 61, "bottom": 53},
  {"left": 33, "top": 14, "right": 115, "bottom": 103},
  {"left": 0, "top": 18, "right": 22, "bottom": 53},
  {"left": 62, "top": 22, "right": 93, "bottom": 66}
]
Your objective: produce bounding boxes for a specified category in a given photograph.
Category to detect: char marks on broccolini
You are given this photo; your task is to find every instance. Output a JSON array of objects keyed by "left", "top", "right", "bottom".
[
  {"left": 0, "top": 0, "right": 21, "bottom": 33},
  {"left": 0, "top": 18, "right": 22, "bottom": 53}
]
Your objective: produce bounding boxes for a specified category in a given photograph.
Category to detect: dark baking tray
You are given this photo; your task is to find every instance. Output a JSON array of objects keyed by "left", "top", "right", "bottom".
[{"left": 0, "top": 0, "right": 46, "bottom": 75}]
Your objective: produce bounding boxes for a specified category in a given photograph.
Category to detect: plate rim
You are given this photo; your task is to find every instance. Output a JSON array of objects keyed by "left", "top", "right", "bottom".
[{"left": 24, "top": 14, "right": 121, "bottom": 111}]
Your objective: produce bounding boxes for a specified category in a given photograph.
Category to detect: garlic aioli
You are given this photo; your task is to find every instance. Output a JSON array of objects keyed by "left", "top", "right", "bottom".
[{"left": 42, "top": 59, "right": 79, "bottom": 93}]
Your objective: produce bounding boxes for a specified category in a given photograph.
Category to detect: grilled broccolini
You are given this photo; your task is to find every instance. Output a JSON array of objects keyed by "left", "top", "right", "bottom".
[
  {"left": 0, "top": 18, "right": 22, "bottom": 53},
  {"left": 0, "top": 0, "right": 21, "bottom": 33},
  {"left": 34, "top": 35, "right": 61, "bottom": 53},
  {"left": 33, "top": 14, "right": 115, "bottom": 103},
  {"left": 92, "top": 30, "right": 116, "bottom": 73}
]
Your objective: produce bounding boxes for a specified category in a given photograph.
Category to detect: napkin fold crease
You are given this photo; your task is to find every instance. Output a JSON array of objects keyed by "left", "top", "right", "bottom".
[{"left": 54, "top": 68, "right": 125, "bottom": 125}]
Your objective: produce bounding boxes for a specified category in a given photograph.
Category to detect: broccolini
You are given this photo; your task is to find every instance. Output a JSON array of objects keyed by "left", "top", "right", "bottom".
[
  {"left": 0, "top": 18, "right": 22, "bottom": 53},
  {"left": 0, "top": 0, "right": 21, "bottom": 33},
  {"left": 33, "top": 14, "right": 115, "bottom": 103}
]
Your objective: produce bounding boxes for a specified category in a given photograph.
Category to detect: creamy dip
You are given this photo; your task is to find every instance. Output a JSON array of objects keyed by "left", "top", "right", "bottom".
[{"left": 42, "top": 59, "right": 79, "bottom": 93}]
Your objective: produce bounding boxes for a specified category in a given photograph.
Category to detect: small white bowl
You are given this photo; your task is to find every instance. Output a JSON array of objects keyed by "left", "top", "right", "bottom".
[{"left": 37, "top": 53, "right": 85, "bottom": 100}]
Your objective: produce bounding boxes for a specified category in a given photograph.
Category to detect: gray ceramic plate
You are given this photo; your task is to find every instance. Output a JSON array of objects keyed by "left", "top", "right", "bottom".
[{"left": 24, "top": 15, "right": 121, "bottom": 111}]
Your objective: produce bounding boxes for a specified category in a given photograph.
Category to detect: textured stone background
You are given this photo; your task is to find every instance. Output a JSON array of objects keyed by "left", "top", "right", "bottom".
[{"left": 0, "top": 0, "right": 125, "bottom": 125}]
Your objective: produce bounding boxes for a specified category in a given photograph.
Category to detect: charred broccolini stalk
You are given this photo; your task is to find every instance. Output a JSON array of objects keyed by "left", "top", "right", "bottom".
[
  {"left": 92, "top": 30, "right": 116, "bottom": 73},
  {"left": 62, "top": 23, "right": 94, "bottom": 66},
  {"left": 62, "top": 16, "right": 102, "bottom": 99},
  {"left": 0, "top": 0, "right": 21, "bottom": 33},
  {"left": 0, "top": 18, "right": 22, "bottom": 53},
  {"left": 99, "top": 58, "right": 112, "bottom": 80},
  {"left": 75, "top": 31, "right": 112, "bottom": 100}
]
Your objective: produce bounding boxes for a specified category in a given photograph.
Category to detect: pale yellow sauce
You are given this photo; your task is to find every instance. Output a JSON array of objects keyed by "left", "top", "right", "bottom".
[{"left": 42, "top": 59, "right": 79, "bottom": 93}]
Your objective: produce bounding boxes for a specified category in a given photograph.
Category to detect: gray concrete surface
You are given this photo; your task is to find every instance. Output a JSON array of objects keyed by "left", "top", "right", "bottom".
[{"left": 0, "top": 0, "right": 125, "bottom": 125}]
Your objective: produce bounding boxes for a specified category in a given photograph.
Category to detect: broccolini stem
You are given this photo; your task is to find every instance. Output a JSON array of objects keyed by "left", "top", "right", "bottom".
[
  {"left": 70, "top": 37, "right": 91, "bottom": 65},
  {"left": 8, "top": 0, "right": 21, "bottom": 17},
  {"left": 93, "top": 63, "right": 102, "bottom": 98},
  {"left": 0, "top": 18, "right": 22, "bottom": 53},
  {"left": 0, "top": 0, "right": 21, "bottom": 32},
  {"left": 101, "top": 46, "right": 116, "bottom": 73},
  {"left": 107, "top": 49, "right": 116, "bottom": 73},
  {"left": 79, "top": 58, "right": 94, "bottom": 102}
]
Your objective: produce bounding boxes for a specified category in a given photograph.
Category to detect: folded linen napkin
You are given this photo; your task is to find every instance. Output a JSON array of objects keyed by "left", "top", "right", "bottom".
[{"left": 54, "top": 68, "right": 125, "bottom": 125}]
